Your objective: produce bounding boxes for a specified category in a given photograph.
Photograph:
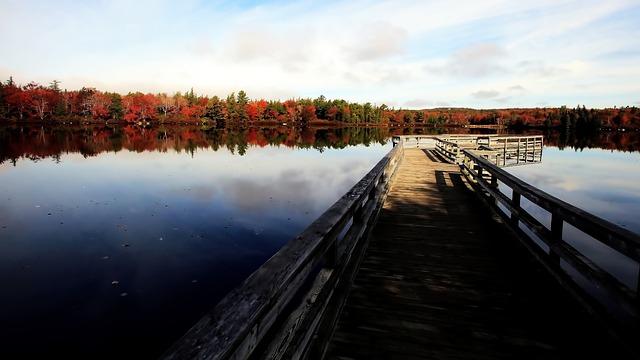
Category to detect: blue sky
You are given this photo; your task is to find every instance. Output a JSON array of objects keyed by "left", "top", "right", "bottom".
[{"left": 1, "top": 0, "right": 639, "bottom": 109}]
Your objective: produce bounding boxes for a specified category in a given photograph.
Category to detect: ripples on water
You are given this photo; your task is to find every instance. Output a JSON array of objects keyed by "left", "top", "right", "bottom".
[
  {"left": 0, "top": 130, "right": 392, "bottom": 359},
  {"left": 1, "top": 125, "right": 639, "bottom": 358}
]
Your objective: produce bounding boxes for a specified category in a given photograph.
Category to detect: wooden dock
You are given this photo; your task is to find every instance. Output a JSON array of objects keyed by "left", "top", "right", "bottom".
[
  {"left": 162, "top": 136, "right": 639, "bottom": 360},
  {"left": 323, "top": 148, "right": 631, "bottom": 359}
]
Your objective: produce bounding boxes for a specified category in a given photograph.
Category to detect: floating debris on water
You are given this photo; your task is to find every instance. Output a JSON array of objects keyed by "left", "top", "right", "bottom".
[
  {"left": 120, "top": 293, "right": 128, "bottom": 297},
  {"left": 111, "top": 280, "right": 119, "bottom": 285}
]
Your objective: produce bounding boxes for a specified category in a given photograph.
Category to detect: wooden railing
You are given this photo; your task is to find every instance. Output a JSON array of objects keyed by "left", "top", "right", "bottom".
[
  {"left": 478, "top": 135, "right": 543, "bottom": 167},
  {"left": 434, "top": 135, "right": 543, "bottom": 166},
  {"left": 460, "top": 149, "right": 640, "bottom": 356},
  {"left": 161, "top": 134, "right": 636, "bottom": 359},
  {"left": 435, "top": 136, "right": 480, "bottom": 163},
  {"left": 160, "top": 142, "right": 404, "bottom": 360}
]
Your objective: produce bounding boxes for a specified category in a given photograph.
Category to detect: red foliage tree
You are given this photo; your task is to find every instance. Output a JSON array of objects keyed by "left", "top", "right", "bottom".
[{"left": 300, "top": 105, "right": 317, "bottom": 124}]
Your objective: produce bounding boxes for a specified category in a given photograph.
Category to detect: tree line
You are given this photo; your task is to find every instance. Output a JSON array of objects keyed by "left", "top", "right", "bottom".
[
  {"left": 2, "top": 124, "right": 638, "bottom": 166},
  {"left": 0, "top": 125, "right": 391, "bottom": 163},
  {"left": 1, "top": 77, "right": 638, "bottom": 130}
]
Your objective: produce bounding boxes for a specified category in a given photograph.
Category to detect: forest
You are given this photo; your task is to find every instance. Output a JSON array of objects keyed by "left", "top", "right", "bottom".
[
  {"left": 2, "top": 124, "right": 638, "bottom": 166},
  {"left": 1, "top": 77, "right": 639, "bottom": 131}
]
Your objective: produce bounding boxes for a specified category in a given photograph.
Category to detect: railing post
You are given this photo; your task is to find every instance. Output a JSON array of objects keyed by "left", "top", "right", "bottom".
[
  {"left": 549, "top": 214, "right": 563, "bottom": 265},
  {"left": 637, "top": 269, "right": 640, "bottom": 305},
  {"left": 325, "top": 240, "right": 338, "bottom": 269},
  {"left": 510, "top": 192, "right": 521, "bottom": 226},
  {"left": 490, "top": 173, "right": 498, "bottom": 189},
  {"left": 504, "top": 139, "right": 508, "bottom": 166}
]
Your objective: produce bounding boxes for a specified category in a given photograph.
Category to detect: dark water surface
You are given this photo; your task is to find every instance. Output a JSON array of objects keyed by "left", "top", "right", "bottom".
[
  {"left": 504, "top": 145, "right": 640, "bottom": 297},
  {"left": 1, "top": 125, "right": 639, "bottom": 359},
  {"left": 0, "top": 131, "right": 391, "bottom": 359}
]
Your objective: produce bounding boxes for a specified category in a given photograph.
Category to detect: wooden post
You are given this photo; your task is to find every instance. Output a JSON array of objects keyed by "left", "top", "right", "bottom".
[
  {"left": 637, "top": 269, "right": 640, "bottom": 307},
  {"left": 503, "top": 139, "right": 508, "bottom": 166},
  {"left": 510, "top": 192, "right": 521, "bottom": 226},
  {"left": 325, "top": 241, "right": 337, "bottom": 269},
  {"left": 549, "top": 214, "right": 562, "bottom": 265}
]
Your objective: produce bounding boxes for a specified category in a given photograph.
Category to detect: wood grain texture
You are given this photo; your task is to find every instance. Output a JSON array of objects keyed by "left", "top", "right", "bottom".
[{"left": 324, "top": 148, "right": 632, "bottom": 360}]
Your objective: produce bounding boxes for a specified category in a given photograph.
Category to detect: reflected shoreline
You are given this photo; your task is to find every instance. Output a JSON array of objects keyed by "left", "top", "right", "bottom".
[{"left": 1, "top": 124, "right": 638, "bottom": 165}]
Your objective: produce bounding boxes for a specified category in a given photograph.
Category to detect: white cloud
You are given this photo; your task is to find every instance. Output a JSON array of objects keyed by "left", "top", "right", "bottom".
[
  {"left": 471, "top": 90, "right": 500, "bottom": 99},
  {"left": 426, "top": 43, "right": 507, "bottom": 78},
  {"left": 348, "top": 21, "right": 408, "bottom": 61},
  {"left": 404, "top": 98, "right": 433, "bottom": 108},
  {"left": 0, "top": 0, "right": 639, "bottom": 108}
]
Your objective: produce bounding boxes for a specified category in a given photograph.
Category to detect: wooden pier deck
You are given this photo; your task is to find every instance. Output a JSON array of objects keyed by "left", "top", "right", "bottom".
[{"left": 324, "top": 148, "right": 631, "bottom": 359}]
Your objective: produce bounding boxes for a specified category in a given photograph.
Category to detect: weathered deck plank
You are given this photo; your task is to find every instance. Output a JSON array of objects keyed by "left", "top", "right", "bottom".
[{"left": 324, "top": 148, "right": 631, "bottom": 359}]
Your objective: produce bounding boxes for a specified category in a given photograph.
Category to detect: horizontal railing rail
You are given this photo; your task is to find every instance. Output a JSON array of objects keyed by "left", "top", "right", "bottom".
[
  {"left": 434, "top": 135, "right": 543, "bottom": 166},
  {"left": 161, "top": 141, "right": 404, "bottom": 360},
  {"left": 391, "top": 135, "right": 437, "bottom": 148},
  {"left": 460, "top": 149, "right": 640, "bottom": 357},
  {"left": 478, "top": 135, "right": 544, "bottom": 167}
]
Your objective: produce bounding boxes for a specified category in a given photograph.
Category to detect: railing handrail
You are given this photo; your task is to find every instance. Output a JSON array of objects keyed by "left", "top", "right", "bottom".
[
  {"left": 459, "top": 148, "right": 640, "bottom": 355},
  {"left": 161, "top": 140, "right": 404, "bottom": 360},
  {"left": 434, "top": 135, "right": 543, "bottom": 167}
]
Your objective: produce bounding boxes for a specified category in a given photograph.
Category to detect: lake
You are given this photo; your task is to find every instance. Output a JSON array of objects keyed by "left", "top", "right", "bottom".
[{"left": 0, "top": 125, "right": 639, "bottom": 359}]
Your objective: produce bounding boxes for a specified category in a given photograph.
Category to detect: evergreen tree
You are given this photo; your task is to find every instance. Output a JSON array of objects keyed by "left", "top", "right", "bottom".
[
  {"left": 236, "top": 90, "right": 249, "bottom": 122},
  {"left": 108, "top": 93, "right": 124, "bottom": 120}
]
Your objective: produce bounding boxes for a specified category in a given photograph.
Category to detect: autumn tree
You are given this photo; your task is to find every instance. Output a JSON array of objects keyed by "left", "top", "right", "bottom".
[
  {"left": 1, "top": 78, "right": 23, "bottom": 118},
  {"left": 122, "top": 92, "right": 158, "bottom": 122},
  {"left": 157, "top": 93, "right": 175, "bottom": 116},
  {"left": 90, "top": 92, "right": 112, "bottom": 119},
  {"left": 24, "top": 82, "right": 54, "bottom": 120},
  {"left": 265, "top": 100, "right": 286, "bottom": 121},
  {"left": 283, "top": 99, "right": 298, "bottom": 123},
  {"left": 75, "top": 87, "right": 98, "bottom": 117},
  {"left": 299, "top": 105, "right": 317, "bottom": 125}
]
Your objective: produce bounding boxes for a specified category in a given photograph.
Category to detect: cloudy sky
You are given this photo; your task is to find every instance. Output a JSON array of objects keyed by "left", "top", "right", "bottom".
[{"left": 1, "top": 0, "right": 639, "bottom": 109}]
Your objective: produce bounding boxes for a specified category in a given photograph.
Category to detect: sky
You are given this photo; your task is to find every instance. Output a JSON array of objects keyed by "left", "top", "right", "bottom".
[{"left": 1, "top": 0, "right": 639, "bottom": 109}]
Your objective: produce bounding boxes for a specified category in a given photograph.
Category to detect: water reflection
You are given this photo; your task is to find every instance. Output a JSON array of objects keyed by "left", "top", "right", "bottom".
[
  {"left": 0, "top": 129, "right": 392, "bottom": 360},
  {"left": 1, "top": 124, "right": 639, "bottom": 358},
  {"left": 505, "top": 145, "right": 640, "bottom": 299},
  {"left": 0, "top": 124, "right": 393, "bottom": 163},
  {"left": 506, "top": 146, "right": 640, "bottom": 235}
]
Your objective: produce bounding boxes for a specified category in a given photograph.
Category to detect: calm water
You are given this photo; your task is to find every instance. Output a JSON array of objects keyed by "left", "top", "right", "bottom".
[
  {"left": 504, "top": 145, "right": 640, "bottom": 300},
  {"left": 0, "top": 127, "right": 391, "bottom": 359},
  {"left": 1, "top": 126, "right": 639, "bottom": 359},
  {"left": 506, "top": 146, "right": 640, "bottom": 235}
]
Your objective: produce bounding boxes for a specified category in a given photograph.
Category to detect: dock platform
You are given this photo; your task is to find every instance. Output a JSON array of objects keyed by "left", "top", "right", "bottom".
[{"left": 324, "top": 148, "right": 630, "bottom": 359}]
